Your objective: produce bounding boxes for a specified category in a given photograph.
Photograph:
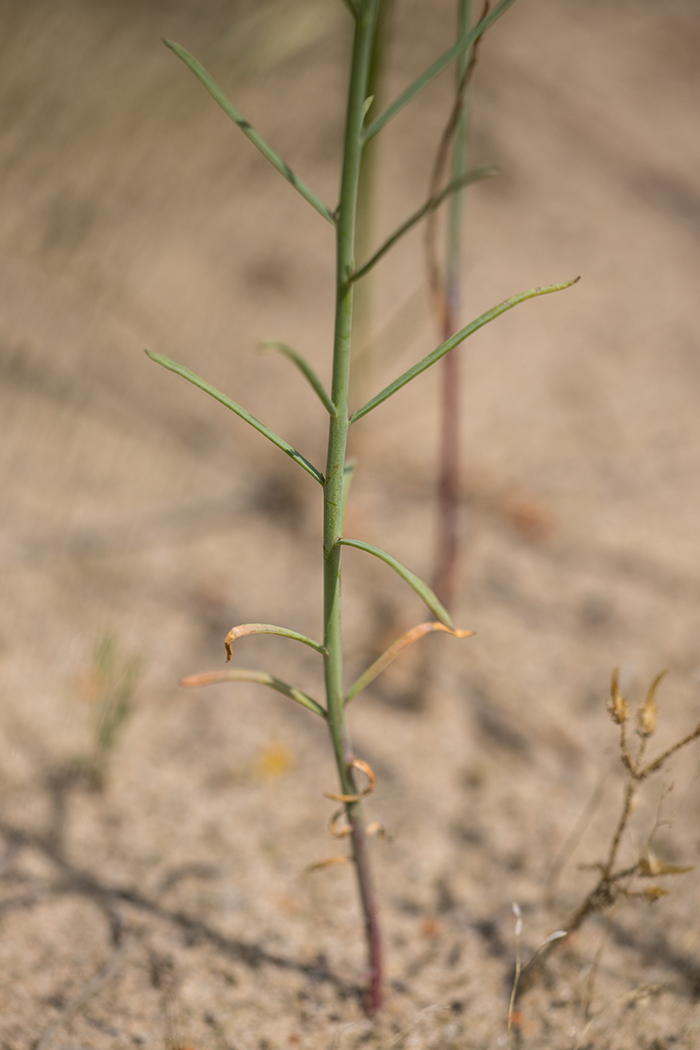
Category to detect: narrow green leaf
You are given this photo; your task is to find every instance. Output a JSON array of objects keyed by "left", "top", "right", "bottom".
[
  {"left": 182, "top": 667, "right": 326, "bottom": 719},
  {"left": 364, "top": 0, "right": 517, "bottom": 142},
  {"left": 225, "top": 623, "right": 327, "bottom": 660},
  {"left": 349, "top": 166, "right": 495, "bottom": 284},
  {"left": 339, "top": 538, "right": 453, "bottom": 627},
  {"left": 164, "top": 40, "right": 336, "bottom": 226},
  {"left": 263, "top": 341, "right": 336, "bottom": 416},
  {"left": 145, "top": 349, "right": 324, "bottom": 484},
  {"left": 350, "top": 278, "right": 580, "bottom": 423}
]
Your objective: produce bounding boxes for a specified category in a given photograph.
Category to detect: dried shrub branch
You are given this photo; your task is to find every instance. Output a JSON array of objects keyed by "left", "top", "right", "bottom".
[{"left": 518, "top": 669, "right": 699, "bottom": 997}]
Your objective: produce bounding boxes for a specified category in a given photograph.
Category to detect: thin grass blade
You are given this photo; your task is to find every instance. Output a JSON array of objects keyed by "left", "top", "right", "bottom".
[
  {"left": 350, "top": 277, "right": 579, "bottom": 423},
  {"left": 346, "top": 621, "right": 474, "bottom": 703},
  {"left": 164, "top": 40, "right": 336, "bottom": 226},
  {"left": 263, "top": 341, "right": 336, "bottom": 415},
  {"left": 225, "top": 623, "right": 327, "bottom": 660},
  {"left": 350, "top": 166, "right": 495, "bottom": 283},
  {"left": 339, "top": 538, "right": 453, "bottom": 627},
  {"left": 182, "top": 667, "right": 326, "bottom": 718},
  {"left": 364, "top": 0, "right": 517, "bottom": 142},
  {"left": 146, "top": 350, "right": 324, "bottom": 484}
]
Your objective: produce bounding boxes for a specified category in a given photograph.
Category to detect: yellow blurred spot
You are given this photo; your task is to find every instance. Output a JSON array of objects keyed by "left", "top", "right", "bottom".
[{"left": 254, "top": 743, "right": 295, "bottom": 781}]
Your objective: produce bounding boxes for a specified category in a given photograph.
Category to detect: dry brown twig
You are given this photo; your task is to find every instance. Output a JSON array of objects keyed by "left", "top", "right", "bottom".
[{"left": 517, "top": 668, "right": 699, "bottom": 997}]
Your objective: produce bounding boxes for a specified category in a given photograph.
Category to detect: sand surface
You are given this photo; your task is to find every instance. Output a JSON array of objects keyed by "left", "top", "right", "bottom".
[{"left": 2, "top": 1, "right": 700, "bottom": 1047}]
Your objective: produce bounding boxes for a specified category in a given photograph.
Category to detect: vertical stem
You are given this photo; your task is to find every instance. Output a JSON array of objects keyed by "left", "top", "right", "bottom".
[
  {"left": 433, "top": 0, "right": 472, "bottom": 610},
  {"left": 603, "top": 778, "right": 636, "bottom": 877},
  {"left": 350, "top": 0, "right": 395, "bottom": 413},
  {"left": 324, "top": 0, "right": 382, "bottom": 1015}
]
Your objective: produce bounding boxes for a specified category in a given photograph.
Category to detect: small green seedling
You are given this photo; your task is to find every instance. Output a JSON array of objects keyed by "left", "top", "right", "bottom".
[
  {"left": 80, "top": 634, "right": 141, "bottom": 787},
  {"left": 147, "top": 0, "right": 575, "bottom": 1012}
]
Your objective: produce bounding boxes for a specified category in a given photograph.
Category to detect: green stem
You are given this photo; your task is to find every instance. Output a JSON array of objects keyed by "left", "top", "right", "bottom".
[
  {"left": 323, "top": 0, "right": 382, "bottom": 1016},
  {"left": 350, "top": 0, "right": 394, "bottom": 411}
]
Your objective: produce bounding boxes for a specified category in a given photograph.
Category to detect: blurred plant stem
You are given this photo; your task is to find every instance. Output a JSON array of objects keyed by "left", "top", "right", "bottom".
[{"left": 432, "top": 0, "right": 472, "bottom": 611}]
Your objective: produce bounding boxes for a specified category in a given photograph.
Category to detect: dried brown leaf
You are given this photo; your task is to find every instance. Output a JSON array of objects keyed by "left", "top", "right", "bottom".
[
  {"left": 304, "top": 855, "right": 350, "bottom": 874},
  {"left": 346, "top": 622, "right": 474, "bottom": 703},
  {"left": 638, "top": 851, "right": 694, "bottom": 878},
  {"left": 637, "top": 669, "right": 668, "bottom": 738},
  {"left": 324, "top": 758, "right": 376, "bottom": 803},
  {"left": 607, "top": 667, "right": 629, "bottom": 725}
]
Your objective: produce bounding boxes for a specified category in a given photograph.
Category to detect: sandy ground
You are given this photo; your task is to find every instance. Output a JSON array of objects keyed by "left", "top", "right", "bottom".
[{"left": 2, "top": 0, "right": 700, "bottom": 1047}]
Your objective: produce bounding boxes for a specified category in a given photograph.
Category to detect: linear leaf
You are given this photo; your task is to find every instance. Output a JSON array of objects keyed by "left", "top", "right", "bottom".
[
  {"left": 146, "top": 350, "right": 324, "bottom": 484},
  {"left": 225, "top": 623, "right": 327, "bottom": 660},
  {"left": 339, "top": 538, "right": 453, "bottom": 627},
  {"left": 346, "top": 621, "right": 474, "bottom": 703},
  {"left": 350, "top": 278, "right": 579, "bottom": 423},
  {"left": 263, "top": 342, "right": 336, "bottom": 416},
  {"left": 164, "top": 40, "right": 336, "bottom": 226},
  {"left": 182, "top": 667, "right": 326, "bottom": 719},
  {"left": 349, "top": 166, "right": 495, "bottom": 283},
  {"left": 364, "top": 0, "right": 517, "bottom": 142}
]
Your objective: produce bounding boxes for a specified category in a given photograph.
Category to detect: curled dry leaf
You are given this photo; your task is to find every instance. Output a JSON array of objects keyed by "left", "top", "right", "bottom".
[
  {"left": 329, "top": 808, "right": 352, "bottom": 838},
  {"left": 324, "top": 758, "right": 376, "bottom": 803},
  {"left": 224, "top": 623, "right": 326, "bottom": 661},
  {"left": 329, "top": 810, "right": 386, "bottom": 840}
]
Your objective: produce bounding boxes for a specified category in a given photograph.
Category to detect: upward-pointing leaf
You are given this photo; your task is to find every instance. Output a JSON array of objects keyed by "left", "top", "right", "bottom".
[
  {"left": 164, "top": 40, "right": 336, "bottom": 226},
  {"left": 346, "top": 621, "right": 474, "bottom": 703},
  {"left": 262, "top": 342, "right": 336, "bottom": 416},
  {"left": 339, "top": 538, "right": 453, "bottom": 627},
  {"left": 364, "top": 0, "right": 517, "bottom": 142},
  {"left": 349, "top": 166, "right": 495, "bottom": 284},
  {"left": 350, "top": 278, "right": 579, "bottom": 424},
  {"left": 145, "top": 350, "right": 324, "bottom": 484}
]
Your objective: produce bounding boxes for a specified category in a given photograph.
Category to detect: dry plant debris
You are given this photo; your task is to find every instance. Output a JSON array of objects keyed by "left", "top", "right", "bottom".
[{"left": 517, "top": 669, "right": 700, "bottom": 1009}]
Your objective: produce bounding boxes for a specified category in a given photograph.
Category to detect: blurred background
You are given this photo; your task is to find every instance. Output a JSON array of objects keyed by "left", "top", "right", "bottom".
[{"left": 2, "top": 1, "right": 700, "bottom": 1046}]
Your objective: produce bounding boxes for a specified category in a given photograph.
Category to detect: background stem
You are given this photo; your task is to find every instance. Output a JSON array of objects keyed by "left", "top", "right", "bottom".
[{"left": 433, "top": 0, "right": 472, "bottom": 611}]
